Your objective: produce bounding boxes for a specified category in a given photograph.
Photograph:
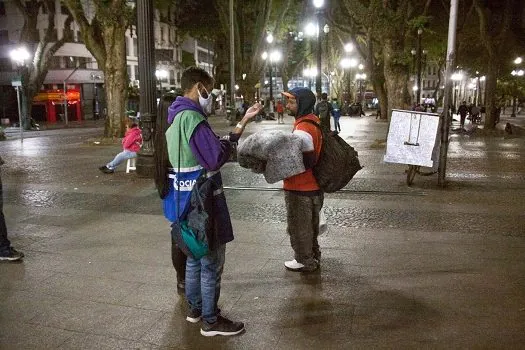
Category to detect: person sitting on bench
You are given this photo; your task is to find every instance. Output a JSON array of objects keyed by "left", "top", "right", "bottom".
[{"left": 99, "top": 120, "right": 142, "bottom": 174}]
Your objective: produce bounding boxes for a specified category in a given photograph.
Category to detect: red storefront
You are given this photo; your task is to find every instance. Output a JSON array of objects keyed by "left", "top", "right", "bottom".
[{"left": 33, "top": 85, "right": 82, "bottom": 123}]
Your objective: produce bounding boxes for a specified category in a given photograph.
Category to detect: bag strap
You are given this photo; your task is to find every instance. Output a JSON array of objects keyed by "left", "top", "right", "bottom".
[{"left": 176, "top": 113, "right": 182, "bottom": 221}]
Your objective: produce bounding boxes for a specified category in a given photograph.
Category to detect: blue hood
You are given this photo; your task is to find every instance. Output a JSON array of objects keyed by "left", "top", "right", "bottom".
[{"left": 286, "top": 87, "right": 316, "bottom": 118}]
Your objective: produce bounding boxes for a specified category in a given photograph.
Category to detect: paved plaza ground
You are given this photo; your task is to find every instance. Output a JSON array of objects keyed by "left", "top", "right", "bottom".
[{"left": 0, "top": 113, "right": 524, "bottom": 349}]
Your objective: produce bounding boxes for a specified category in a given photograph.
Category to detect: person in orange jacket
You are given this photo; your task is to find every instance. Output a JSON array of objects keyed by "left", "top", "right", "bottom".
[{"left": 99, "top": 120, "right": 143, "bottom": 174}]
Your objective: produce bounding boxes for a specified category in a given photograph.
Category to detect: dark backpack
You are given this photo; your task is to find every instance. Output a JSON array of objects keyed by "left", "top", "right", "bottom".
[{"left": 299, "top": 119, "right": 362, "bottom": 193}]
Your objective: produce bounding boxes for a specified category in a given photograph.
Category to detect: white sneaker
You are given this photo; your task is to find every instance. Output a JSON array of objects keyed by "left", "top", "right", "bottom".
[{"left": 284, "top": 259, "right": 305, "bottom": 271}]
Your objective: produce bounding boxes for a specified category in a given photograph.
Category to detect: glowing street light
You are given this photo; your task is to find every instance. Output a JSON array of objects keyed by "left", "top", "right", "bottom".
[
  {"left": 155, "top": 69, "right": 168, "bottom": 93},
  {"left": 305, "top": 22, "right": 317, "bottom": 37},
  {"left": 10, "top": 47, "right": 31, "bottom": 131},
  {"left": 344, "top": 43, "right": 354, "bottom": 53}
]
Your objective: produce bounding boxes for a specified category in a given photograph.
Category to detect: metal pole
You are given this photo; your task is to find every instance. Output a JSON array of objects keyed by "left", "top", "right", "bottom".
[
  {"left": 438, "top": 0, "right": 458, "bottom": 187},
  {"left": 416, "top": 29, "right": 422, "bottom": 104},
  {"left": 16, "top": 86, "right": 23, "bottom": 142},
  {"left": 136, "top": 0, "right": 157, "bottom": 178},
  {"left": 269, "top": 63, "right": 273, "bottom": 106},
  {"left": 229, "top": 0, "right": 235, "bottom": 110},
  {"left": 63, "top": 67, "right": 79, "bottom": 125},
  {"left": 315, "top": 10, "right": 322, "bottom": 98}
]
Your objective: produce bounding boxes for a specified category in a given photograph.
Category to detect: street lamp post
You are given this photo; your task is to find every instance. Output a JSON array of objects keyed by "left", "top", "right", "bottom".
[
  {"left": 451, "top": 72, "right": 463, "bottom": 112},
  {"left": 511, "top": 57, "right": 523, "bottom": 118},
  {"left": 356, "top": 72, "right": 367, "bottom": 109},
  {"left": 340, "top": 56, "right": 357, "bottom": 103},
  {"left": 313, "top": 0, "right": 325, "bottom": 98},
  {"left": 90, "top": 73, "right": 101, "bottom": 120},
  {"left": 136, "top": 0, "right": 157, "bottom": 178},
  {"left": 155, "top": 69, "right": 168, "bottom": 97},
  {"left": 323, "top": 24, "right": 330, "bottom": 95},
  {"left": 410, "top": 29, "right": 426, "bottom": 104},
  {"left": 10, "top": 47, "right": 30, "bottom": 131},
  {"left": 262, "top": 49, "right": 281, "bottom": 114}
]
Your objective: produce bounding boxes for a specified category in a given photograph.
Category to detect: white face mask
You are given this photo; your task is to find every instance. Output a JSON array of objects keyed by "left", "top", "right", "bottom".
[{"left": 198, "top": 85, "right": 212, "bottom": 113}]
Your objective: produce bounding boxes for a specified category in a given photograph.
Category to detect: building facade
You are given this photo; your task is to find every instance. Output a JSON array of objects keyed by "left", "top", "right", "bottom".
[{"left": 0, "top": 0, "right": 212, "bottom": 124}]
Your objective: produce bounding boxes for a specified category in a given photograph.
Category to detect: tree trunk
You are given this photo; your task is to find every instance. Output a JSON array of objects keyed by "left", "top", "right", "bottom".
[
  {"left": 483, "top": 54, "right": 499, "bottom": 129},
  {"left": 102, "top": 27, "right": 128, "bottom": 138},
  {"left": 383, "top": 40, "right": 410, "bottom": 120}
]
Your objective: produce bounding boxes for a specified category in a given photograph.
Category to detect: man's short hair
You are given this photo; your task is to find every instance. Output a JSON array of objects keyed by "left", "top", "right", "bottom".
[
  {"left": 321, "top": 92, "right": 328, "bottom": 100},
  {"left": 181, "top": 66, "right": 214, "bottom": 92}
]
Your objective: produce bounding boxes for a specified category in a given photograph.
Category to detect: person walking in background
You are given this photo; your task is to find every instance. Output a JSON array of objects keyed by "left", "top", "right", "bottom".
[
  {"left": 154, "top": 92, "right": 187, "bottom": 295},
  {"left": 314, "top": 92, "right": 333, "bottom": 133},
  {"left": 0, "top": 156, "right": 24, "bottom": 262},
  {"left": 281, "top": 88, "right": 324, "bottom": 273},
  {"left": 276, "top": 99, "right": 285, "bottom": 124},
  {"left": 165, "top": 66, "right": 262, "bottom": 337},
  {"left": 331, "top": 98, "right": 341, "bottom": 132},
  {"left": 457, "top": 101, "right": 469, "bottom": 129},
  {"left": 99, "top": 120, "right": 142, "bottom": 174}
]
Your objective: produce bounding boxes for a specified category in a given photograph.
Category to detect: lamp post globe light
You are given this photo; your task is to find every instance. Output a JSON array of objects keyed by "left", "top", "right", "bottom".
[{"left": 10, "top": 47, "right": 31, "bottom": 130}]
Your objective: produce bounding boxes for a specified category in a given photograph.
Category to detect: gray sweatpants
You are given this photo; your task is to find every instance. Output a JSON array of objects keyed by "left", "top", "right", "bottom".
[{"left": 284, "top": 191, "right": 324, "bottom": 270}]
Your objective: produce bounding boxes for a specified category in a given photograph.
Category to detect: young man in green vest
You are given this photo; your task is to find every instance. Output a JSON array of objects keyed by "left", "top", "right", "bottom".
[{"left": 165, "top": 67, "right": 261, "bottom": 336}]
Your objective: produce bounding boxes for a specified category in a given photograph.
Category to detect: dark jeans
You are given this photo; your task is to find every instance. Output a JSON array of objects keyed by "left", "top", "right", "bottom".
[
  {"left": 171, "top": 238, "right": 187, "bottom": 283},
  {"left": 0, "top": 169, "right": 11, "bottom": 252},
  {"left": 285, "top": 191, "right": 324, "bottom": 269},
  {"left": 185, "top": 244, "right": 225, "bottom": 324},
  {"left": 460, "top": 113, "right": 467, "bottom": 127}
]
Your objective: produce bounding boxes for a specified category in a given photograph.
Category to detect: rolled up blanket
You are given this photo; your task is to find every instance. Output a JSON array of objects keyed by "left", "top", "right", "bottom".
[{"left": 238, "top": 130, "right": 305, "bottom": 183}]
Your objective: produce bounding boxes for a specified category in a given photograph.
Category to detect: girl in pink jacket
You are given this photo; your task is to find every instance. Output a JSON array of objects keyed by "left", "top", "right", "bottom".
[{"left": 99, "top": 122, "right": 142, "bottom": 174}]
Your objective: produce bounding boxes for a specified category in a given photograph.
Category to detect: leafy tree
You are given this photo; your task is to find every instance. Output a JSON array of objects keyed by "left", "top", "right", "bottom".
[
  {"left": 63, "top": 0, "right": 134, "bottom": 138},
  {"left": 12, "top": 0, "right": 73, "bottom": 129},
  {"left": 213, "top": 0, "right": 301, "bottom": 102},
  {"left": 333, "top": 0, "right": 433, "bottom": 121},
  {"left": 472, "top": 0, "right": 521, "bottom": 128}
]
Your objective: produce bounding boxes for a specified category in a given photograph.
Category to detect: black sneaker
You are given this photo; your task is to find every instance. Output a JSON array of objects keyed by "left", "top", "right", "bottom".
[
  {"left": 100, "top": 166, "right": 114, "bottom": 174},
  {"left": 200, "top": 315, "right": 244, "bottom": 337},
  {"left": 186, "top": 308, "right": 202, "bottom": 323},
  {"left": 0, "top": 247, "right": 24, "bottom": 262}
]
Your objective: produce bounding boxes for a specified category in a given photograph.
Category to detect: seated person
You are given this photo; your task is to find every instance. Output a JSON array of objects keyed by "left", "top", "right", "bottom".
[{"left": 99, "top": 120, "right": 142, "bottom": 174}]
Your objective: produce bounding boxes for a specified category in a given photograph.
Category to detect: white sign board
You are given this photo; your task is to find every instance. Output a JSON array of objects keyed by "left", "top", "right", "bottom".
[{"left": 383, "top": 109, "right": 440, "bottom": 167}]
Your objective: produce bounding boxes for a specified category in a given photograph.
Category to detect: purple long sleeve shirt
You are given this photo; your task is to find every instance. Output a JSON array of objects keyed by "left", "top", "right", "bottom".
[{"left": 189, "top": 123, "right": 232, "bottom": 171}]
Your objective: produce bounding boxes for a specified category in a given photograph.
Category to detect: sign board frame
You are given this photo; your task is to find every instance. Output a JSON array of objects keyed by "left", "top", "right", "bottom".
[{"left": 383, "top": 109, "right": 440, "bottom": 168}]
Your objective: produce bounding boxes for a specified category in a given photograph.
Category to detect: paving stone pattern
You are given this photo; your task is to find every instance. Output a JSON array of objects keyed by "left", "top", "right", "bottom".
[{"left": 0, "top": 114, "right": 524, "bottom": 349}]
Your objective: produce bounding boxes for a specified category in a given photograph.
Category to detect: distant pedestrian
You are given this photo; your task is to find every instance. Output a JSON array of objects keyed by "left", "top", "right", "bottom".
[
  {"left": 314, "top": 92, "right": 333, "bottom": 133},
  {"left": 0, "top": 156, "right": 24, "bottom": 262},
  {"left": 154, "top": 92, "right": 187, "bottom": 295},
  {"left": 331, "top": 98, "right": 341, "bottom": 132},
  {"left": 276, "top": 100, "right": 285, "bottom": 124},
  {"left": 457, "top": 101, "right": 469, "bottom": 129},
  {"left": 99, "top": 120, "right": 142, "bottom": 174},
  {"left": 281, "top": 87, "right": 323, "bottom": 272}
]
